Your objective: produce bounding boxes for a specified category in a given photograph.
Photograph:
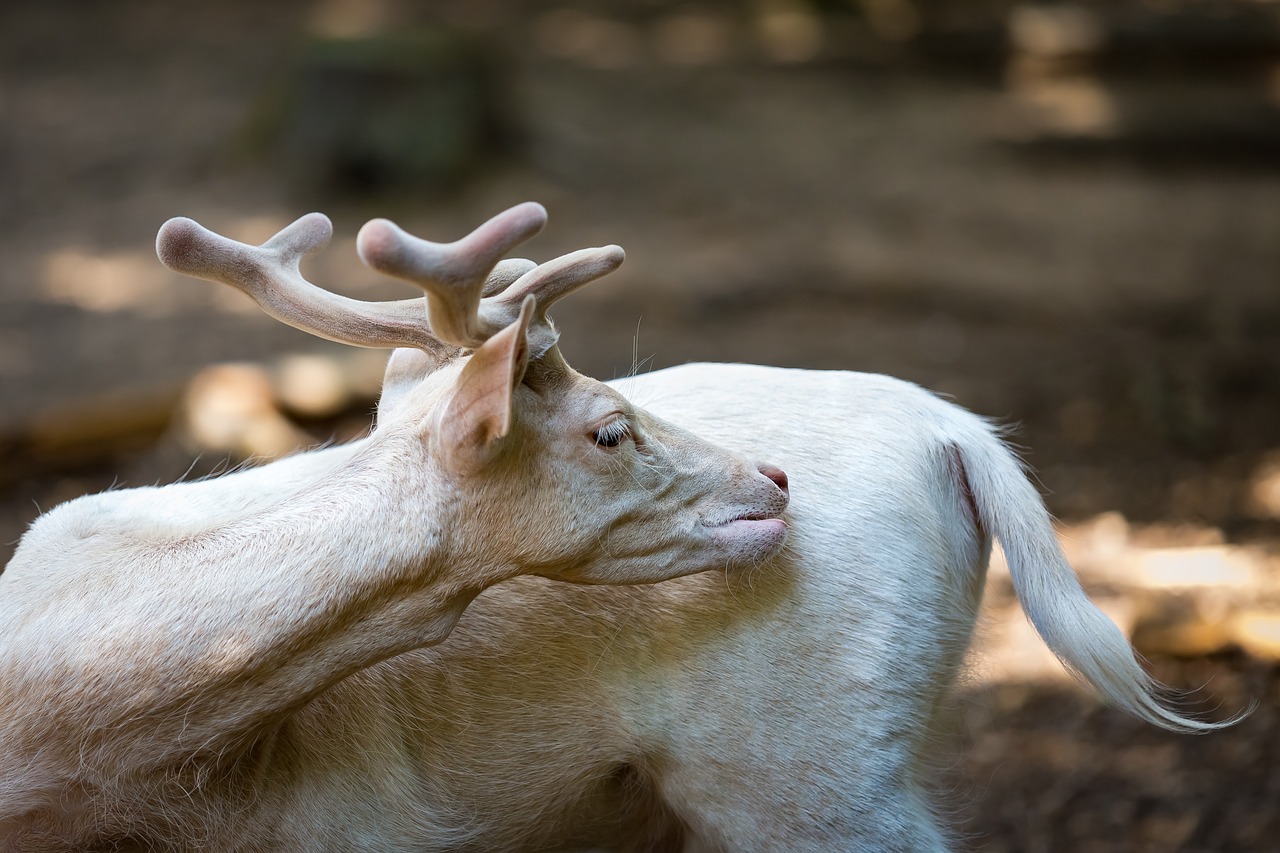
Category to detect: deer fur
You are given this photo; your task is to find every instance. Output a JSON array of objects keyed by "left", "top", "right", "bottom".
[{"left": 0, "top": 206, "right": 1231, "bottom": 852}]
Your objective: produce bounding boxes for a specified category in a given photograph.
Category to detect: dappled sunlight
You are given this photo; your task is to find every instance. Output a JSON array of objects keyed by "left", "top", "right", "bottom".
[
  {"left": 1003, "top": 4, "right": 1118, "bottom": 142},
  {"left": 1008, "top": 4, "right": 1105, "bottom": 59},
  {"left": 178, "top": 349, "right": 384, "bottom": 460},
  {"left": 307, "top": 0, "right": 395, "bottom": 39},
  {"left": 530, "top": 3, "right": 828, "bottom": 69},
  {"left": 42, "top": 247, "right": 183, "bottom": 316},
  {"left": 1131, "top": 545, "right": 1259, "bottom": 590},
  {"left": 276, "top": 353, "right": 359, "bottom": 418},
  {"left": 181, "top": 363, "right": 310, "bottom": 460},
  {"left": 753, "top": 0, "right": 824, "bottom": 63},
  {"left": 970, "top": 557, "right": 1084, "bottom": 686},
  {"left": 1004, "top": 73, "right": 1119, "bottom": 138},
  {"left": 35, "top": 212, "right": 398, "bottom": 319},
  {"left": 1247, "top": 450, "right": 1280, "bottom": 518},
  {"left": 972, "top": 511, "right": 1280, "bottom": 690},
  {"left": 2, "top": 0, "right": 1279, "bottom": 846}
]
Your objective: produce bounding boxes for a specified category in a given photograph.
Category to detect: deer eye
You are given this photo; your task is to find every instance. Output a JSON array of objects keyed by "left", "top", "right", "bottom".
[{"left": 593, "top": 419, "right": 631, "bottom": 449}]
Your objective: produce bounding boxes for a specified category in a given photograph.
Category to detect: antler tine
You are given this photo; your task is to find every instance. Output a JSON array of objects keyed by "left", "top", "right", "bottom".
[
  {"left": 357, "top": 202, "right": 548, "bottom": 350},
  {"left": 475, "top": 245, "right": 626, "bottom": 358},
  {"left": 156, "top": 213, "right": 448, "bottom": 354},
  {"left": 489, "top": 245, "right": 625, "bottom": 319},
  {"left": 483, "top": 258, "right": 538, "bottom": 297}
]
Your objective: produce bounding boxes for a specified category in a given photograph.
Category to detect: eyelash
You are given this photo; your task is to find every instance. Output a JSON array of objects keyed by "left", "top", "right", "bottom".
[{"left": 593, "top": 419, "right": 631, "bottom": 449}]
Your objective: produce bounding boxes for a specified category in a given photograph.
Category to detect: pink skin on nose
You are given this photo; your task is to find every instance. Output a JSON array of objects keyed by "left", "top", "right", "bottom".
[{"left": 758, "top": 464, "right": 789, "bottom": 495}]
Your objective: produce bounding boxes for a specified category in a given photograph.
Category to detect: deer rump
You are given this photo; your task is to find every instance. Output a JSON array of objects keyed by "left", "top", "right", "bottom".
[{"left": 260, "top": 362, "right": 1208, "bottom": 853}]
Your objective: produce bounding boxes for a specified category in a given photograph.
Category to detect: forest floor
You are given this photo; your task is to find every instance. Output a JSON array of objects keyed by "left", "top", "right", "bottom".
[{"left": 2, "top": 2, "right": 1279, "bottom": 849}]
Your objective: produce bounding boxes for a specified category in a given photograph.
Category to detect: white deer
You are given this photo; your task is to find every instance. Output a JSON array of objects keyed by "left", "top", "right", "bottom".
[{"left": 0, "top": 204, "right": 1229, "bottom": 852}]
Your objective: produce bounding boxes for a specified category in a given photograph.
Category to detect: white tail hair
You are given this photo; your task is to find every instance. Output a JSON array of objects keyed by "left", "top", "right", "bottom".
[{"left": 944, "top": 413, "right": 1241, "bottom": 733}]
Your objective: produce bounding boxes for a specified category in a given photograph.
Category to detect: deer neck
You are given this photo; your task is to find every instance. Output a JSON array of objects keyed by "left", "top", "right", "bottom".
[{"left": 0, "top": 430, "right": 484, "bottom": 784}]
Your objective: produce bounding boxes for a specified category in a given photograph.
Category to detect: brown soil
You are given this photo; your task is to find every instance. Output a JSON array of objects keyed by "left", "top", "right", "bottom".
[{"left": 2, "top": 2, "right": 1278, "bottom": 849}]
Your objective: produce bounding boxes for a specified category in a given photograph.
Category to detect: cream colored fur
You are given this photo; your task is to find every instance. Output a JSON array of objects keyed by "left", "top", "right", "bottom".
[
  {"left": 0, "top": 342, "right": 789, "bottom": 850},
  {"left": 1, "top": 351, "right": 1227, "bottom": 852}
]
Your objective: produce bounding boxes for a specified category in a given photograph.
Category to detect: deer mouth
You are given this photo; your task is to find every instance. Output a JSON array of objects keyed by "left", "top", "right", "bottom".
[
  {"left": 704, "top": 511, "right": 789, "bottom": 559},
  {"left": 731, "top": 509, "right": 782, "bottom": 523},
  {"left": 702, "top": 506, "right": 786, "bottom": 527},
  {"left": 717, "top": 514, "right": 788, "bottom": 533}
]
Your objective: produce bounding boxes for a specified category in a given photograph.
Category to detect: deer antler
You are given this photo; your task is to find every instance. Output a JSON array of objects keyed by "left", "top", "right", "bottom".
[
  {"left": 358, "top": 215, "right": 624, "bottom": 358},
  {"left": 155, "top": 202, "right": 619, "bottom": 360}
]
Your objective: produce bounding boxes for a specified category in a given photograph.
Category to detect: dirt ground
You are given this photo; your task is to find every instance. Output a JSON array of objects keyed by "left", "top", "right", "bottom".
[{"left": 2, "top": 1, "right": 1279, "bottom": 849}]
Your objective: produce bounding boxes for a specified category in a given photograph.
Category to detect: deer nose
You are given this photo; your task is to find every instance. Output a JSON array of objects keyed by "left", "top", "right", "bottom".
[{"left": 758, "top": 463, "right": 789, "bottom": 496}]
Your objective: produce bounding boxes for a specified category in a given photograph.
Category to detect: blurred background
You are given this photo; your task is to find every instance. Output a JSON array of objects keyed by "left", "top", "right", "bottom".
[{"left": 2, "top": 0, "right": 1278, "bottom": 848}]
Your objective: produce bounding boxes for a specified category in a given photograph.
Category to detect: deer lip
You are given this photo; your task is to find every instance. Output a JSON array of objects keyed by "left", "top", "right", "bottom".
[
  {"left": 734, "top": 510, "right": 778, "bottom": 523},
  {"left": 706, "top": 509, "right": 786, "bottom": 527},
  {"left": 704, "top": 513, "right": 790, "bottom": 557}
]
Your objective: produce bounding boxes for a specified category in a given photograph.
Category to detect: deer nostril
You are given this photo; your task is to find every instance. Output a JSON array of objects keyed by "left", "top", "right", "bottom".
[{"left": 758, "top": 464, "right": 789, "bottom": 495}]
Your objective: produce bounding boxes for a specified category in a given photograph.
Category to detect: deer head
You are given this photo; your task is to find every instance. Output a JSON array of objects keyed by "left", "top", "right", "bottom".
[{"left": 155, "top": 203, "right": 790, "bottom": 587}]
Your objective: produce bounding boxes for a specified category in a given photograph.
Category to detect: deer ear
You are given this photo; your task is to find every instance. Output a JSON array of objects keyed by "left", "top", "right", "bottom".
[{"left": 439, "top": 296, "right": 535, "bottom": 473}]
